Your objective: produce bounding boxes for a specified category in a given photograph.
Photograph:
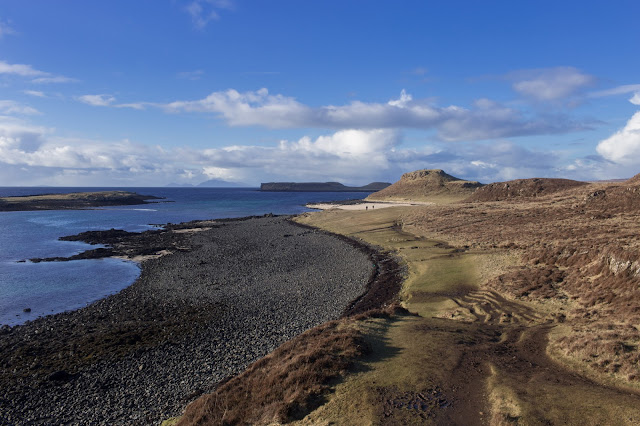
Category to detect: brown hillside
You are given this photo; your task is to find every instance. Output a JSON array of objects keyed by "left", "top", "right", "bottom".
[
  {"left": 584, "top": 183, "right": 640, "bottom": 214},
  {"left": 401, "top": 177, "right": 640, "bottom": 387},
  {"left": 626, "top": 173, "right": 640, "bottom": 185},
  {"left": 366, "top": 169, "right": 483, "bottom": 203},
  {"left": 466, "top": 178, "right": 588, "bottom": 202}
]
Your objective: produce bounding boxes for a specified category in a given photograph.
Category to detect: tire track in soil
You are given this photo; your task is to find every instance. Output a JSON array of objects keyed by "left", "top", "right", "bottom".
[{"left": 433, "top": 316, "right": 640, "bottom": 424}]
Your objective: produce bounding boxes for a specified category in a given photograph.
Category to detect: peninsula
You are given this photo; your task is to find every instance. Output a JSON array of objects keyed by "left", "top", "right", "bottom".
[
  {"left": 0, "top": 191, "right": 163, "bottom": 212},
  {"left": 260, "top": 181, "right": 391, "bottom": 192}
]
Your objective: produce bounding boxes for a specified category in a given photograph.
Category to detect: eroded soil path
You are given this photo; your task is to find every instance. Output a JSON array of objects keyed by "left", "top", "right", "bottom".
[{"left": 295, "top": 207, "right": 640, "bottom": 425}]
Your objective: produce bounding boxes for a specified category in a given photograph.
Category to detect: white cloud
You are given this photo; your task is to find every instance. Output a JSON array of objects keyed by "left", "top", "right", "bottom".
[
  {"left": 115, "top": 103, "right": 147, "bottom": 110},
  {"left": 630, "top": 92, "right": 640, "bottom": 106},
  {"left": 164, "top": 88, "right": 591, "bottom": 140},
  {"left": 77, "top": 94, "right": 116, "bottom": 107},
  {"left": 408, "top": 67, "right": 428, "bottom": 76},
  {"left": 0, "top": 116, "right": 50, "bottom": 152},
  {"left": 31, "top": 75, "right": 78, "bottom": 84},
  {"left": 589, "top": 84, "right": 640, "bottom": 98},
  {"left": 277, "top": 129, "right": 399, "bottom": 173},
  {"left": 77, "top": 94, "right": 148, "bottom": 110},
  {"left": 24, "top": 90, "right": 46, "bottom": 98},
  {"left": 596, "top": 112, "right": 640, "bottom": 165},
  {"left": 0, "top": 60, "right": 47, "bottom": 77},
  {"left": 0, "top": 116, "right": 624, "bottom": 187},
  {"left": 165, "top": 88, "right": 314, "bottom": 127},
  {"left": 510, "top": 67, "right": 595, "bottom": 101},
  {"left": 186, "top": 0, "right": 233, "bottom": 29},
  {"left": 0, "top": 121, "right": 404, "bottom": 186},
  {"left": 178, "top": 70, "right": 205, "bottom": 80},
  {"left": 0, "top": 20, "right": 16, "bottom": 38},
  {"left": 0, "top": 100, "right": 40, "bottom": 115},
  {"left": 0, "top": 60, "right": 76, "bottom": 84}
]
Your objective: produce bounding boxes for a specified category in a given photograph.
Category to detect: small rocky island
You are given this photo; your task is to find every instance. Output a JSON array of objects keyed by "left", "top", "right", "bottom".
[
  {"left": 260, "top": 181, "right": 391, "bottom": 192},
  {"left": 0, "top": 191, "right": 163, "bottom": 211}
]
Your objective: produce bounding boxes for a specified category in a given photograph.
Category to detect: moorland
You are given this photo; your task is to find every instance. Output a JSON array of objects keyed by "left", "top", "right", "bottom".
[{"left": 176, "top": 169, "right": 640, "bottom": 425}]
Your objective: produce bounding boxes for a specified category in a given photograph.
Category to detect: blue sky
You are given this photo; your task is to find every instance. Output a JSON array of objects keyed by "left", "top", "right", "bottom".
[{"left": 0, "top": 0, "right": 639, "bottom": 186}]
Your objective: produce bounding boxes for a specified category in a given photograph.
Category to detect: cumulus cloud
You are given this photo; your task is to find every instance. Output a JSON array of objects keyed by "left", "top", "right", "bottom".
[
  {"left": 164, "top": 88, "right": 591, "bottom": 140},
  {"left": 0, "top": 122, "right": 401, "bottom": 186},
  {"left": 0, "top": 116, "right": 50, "bottom": 152},
  {"left": 0, "top": 114, "right": 622, "bottom": 187},
  {"left": 596, "top": 112, "right": 640, "bottom": 165},
  {"left": 185, "top": 0, "right": 233, "bottom": 29},
  {"left": 165, "top": 88, "right": 312, "bottom": 127},
  {"left": 177, "top": 129, "right": 402, "bottom": 183},
  {"left": 510, "top": 67, "right": 595, "bottom": 101},
  {"left": 630, "top": 93, "right": 640, "bottom": 106}
]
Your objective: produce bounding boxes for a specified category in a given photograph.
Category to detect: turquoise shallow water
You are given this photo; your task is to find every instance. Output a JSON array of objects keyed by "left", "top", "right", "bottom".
[{"left": 0, "top": 187, "right": 364, "bottom": 326}]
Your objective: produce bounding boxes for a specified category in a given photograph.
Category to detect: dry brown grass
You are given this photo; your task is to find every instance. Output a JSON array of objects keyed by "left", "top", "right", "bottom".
[
  {"left": 175, "top": 177, "right": 640, "bottom": 424},
  {"left": 177, "top": 318, "right": 372, "bottom": 425},
  {"left": 400, "top": 180, "right": 640, "bottom": 385},
  {"left": 465, "top": 177, "right": 588, "bottom": 202}
]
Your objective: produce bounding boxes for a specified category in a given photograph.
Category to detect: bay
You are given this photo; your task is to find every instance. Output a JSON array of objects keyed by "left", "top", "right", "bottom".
[{"left": 0, "top": 187, "right": 363, "bottom": 326}]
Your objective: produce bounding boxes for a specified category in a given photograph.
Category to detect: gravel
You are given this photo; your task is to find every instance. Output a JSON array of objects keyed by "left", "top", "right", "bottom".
[{"left": 0, "top": 216, "right": 374, "bottom": 425}]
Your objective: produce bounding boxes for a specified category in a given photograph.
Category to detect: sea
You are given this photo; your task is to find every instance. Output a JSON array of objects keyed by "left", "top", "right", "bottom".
[{"left": 0, "top": 187, "right": 365, "bottom": 326}]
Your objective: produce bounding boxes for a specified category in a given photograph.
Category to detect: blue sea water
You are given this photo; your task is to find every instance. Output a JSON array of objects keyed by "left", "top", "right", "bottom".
[{"left": 0, "top": 187, "right": 365, "bottom": 326}]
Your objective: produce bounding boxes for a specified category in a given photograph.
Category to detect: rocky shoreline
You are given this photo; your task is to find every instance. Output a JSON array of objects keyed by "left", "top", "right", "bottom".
[{"left": 0, "top": 215, "right": 398, "bottom": 425}]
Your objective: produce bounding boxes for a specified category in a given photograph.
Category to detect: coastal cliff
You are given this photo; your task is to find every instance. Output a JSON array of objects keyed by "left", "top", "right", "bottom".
[{"left": 260, "top": 181, "right": 391, "bottom": 192}]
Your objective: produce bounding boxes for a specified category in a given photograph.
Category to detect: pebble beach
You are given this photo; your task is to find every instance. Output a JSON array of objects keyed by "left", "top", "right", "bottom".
[{"left": 0, "top": 215, "right": 376, "bottom": 424}]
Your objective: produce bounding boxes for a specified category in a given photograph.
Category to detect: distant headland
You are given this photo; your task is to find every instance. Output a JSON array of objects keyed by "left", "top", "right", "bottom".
[
  {"left": 260, "top": 181, "right": 391, "bottom": 192},
  {"left": 0, "top": 191, "right": 163, "bottom": 212}
]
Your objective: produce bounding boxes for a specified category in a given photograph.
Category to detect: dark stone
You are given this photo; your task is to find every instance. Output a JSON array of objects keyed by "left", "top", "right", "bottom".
[{"left": 48, "top": 370, "right": 74, "bottom": 382}]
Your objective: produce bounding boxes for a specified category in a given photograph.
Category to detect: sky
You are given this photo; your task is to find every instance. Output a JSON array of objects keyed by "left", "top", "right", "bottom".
[{"left": 0, "top": 0, "right": 639, "bottom": 187}]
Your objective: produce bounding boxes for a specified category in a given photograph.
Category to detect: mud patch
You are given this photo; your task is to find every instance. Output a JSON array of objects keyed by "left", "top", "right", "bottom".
[{"left": 376, "top": 386, "right": 452, "bottom": 422}]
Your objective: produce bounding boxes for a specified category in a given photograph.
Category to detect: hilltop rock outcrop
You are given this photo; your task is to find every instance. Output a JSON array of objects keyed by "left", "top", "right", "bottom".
[{"left": 366, "top": 169, "right": 483, "bottom": 202}]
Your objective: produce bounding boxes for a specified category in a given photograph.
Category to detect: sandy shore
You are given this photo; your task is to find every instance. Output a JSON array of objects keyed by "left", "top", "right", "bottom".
[{"left": 0, "top": 215, "right": 381, "bottom": 425}]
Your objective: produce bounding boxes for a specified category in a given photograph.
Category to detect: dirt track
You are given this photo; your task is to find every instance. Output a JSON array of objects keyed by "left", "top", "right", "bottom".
[{"left": 295, "top": 198, "right": 640, "bottom": 425}]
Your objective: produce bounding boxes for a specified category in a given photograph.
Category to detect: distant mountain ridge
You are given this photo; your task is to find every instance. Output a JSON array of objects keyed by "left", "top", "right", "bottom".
[
  {"left": 260, "top": 181, "right": 391, "bottom": 192},
  {"left": 166, "top": 179, "right": 245, "bottom": 188}
]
